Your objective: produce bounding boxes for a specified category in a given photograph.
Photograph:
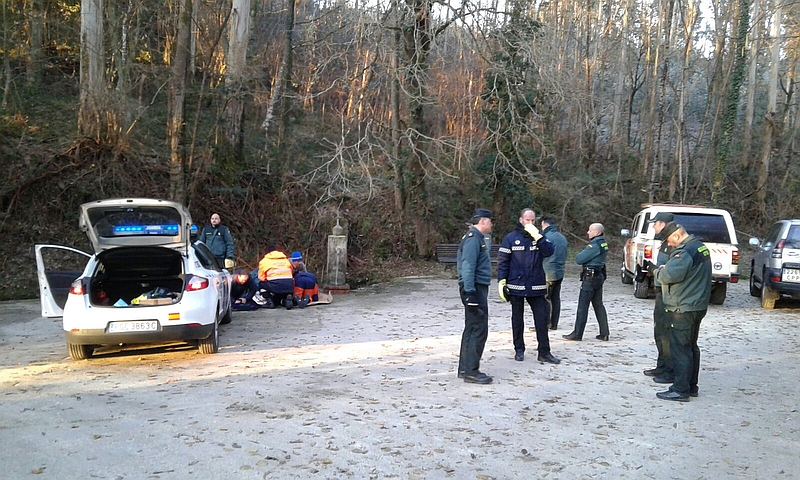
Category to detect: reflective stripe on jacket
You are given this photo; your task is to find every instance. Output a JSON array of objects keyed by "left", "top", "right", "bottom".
[
  {"left": 497, "top": 223, "right": 554, "bottom": 297},
  {"left": 258, "top": 251, "right": 294, "bottom": 282}
]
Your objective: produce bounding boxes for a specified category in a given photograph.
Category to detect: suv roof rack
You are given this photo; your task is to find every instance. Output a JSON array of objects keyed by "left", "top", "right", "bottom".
[{"left": 640, "top": 203, "right": 709, "bottom": 208}]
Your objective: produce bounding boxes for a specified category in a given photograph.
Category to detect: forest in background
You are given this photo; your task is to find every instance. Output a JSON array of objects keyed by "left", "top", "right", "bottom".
[{"left": 0, "top": 0, "right": 798, "bottom": 300}]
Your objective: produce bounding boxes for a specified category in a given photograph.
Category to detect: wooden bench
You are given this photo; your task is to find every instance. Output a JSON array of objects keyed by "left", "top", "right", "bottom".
[{"left": 435, "top": 243, "right": 501, "bottom": 269}]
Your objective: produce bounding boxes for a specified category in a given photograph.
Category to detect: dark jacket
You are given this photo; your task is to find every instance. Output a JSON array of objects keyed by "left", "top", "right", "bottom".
[
  {"left": 576, "top": 234, "right": 608, "bottom": 268},
  {"left": 199, "top": 224, "right": 235, "bottom": 260},
  {"left": 497, "top": 223, "right": 554, "bottom": 297},
  {"left": 653, "top": 235, "right": 712, "bottom": 312},
  {"left": 653, "top": 233, "right": 673, "bottom": 288},
  {"left": 542, "top": 225, "right": 567, "bottom": 282},
  {"left": 457, "top": 226, "right": 492, "bottom": 293}
]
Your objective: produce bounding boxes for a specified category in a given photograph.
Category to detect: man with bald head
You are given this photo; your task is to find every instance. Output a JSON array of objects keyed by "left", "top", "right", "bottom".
[{"left": 563, "top": 223, "right": 610, "bottom": 341}]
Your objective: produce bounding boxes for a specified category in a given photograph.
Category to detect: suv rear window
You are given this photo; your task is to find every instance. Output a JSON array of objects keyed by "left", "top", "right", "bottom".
[
  {"left": 672, "top": 213, "right": 731, "bottom": 243},
  {"left": 88, "top": 207, "right": 182, "bottom": 238},
  {"left": 787, "top": 226, "right": 800, "bottom": 249}
]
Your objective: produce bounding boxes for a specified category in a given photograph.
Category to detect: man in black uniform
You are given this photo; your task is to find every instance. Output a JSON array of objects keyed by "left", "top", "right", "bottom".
[
  {"left": 457, "top": 208, "right": 494, "bottom": 385},
  {"left": 563, "top": 223, "right": 610, "bottom": 341},
  {"left": 641, "top": 212, "right": 675, "bottom": 379}
]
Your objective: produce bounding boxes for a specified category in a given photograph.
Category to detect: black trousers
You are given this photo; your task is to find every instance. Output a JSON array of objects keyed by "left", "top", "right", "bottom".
[
  {"left": 545, "top": 278, "right": 563, "bottom": 329},
  {"left": 668, "top": 309, "right": 705, "bottom": 394},
  {"left": 653, "top": 292, "right": 673, "bottom": 374},
  {"left": 458, "top": 284, "right": 489, "bottom": 376},
  {"left": 573, "top": 274, "right": 609, "bottom": 338},
  {"left": 510, "top": 295, "right": 550, "bottom": 355}
]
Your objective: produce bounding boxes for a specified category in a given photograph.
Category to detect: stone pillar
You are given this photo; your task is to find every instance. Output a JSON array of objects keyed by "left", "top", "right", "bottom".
[{"left": 323, "top": 218, "right": 350, "bottom": 294}]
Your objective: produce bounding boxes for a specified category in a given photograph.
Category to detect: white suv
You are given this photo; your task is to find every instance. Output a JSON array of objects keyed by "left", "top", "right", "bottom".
[
  {"left": 620, "top": 204, "right": 739, "bottom": 305},
  {"left": 748, "top": 219, "right": 800, "bottom": 309},
  {"left": 35, "top": 198, "right": 232, "bottom": 360}
]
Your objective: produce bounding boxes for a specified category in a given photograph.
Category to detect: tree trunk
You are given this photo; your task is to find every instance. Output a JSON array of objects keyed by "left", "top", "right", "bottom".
[
  {"left": 756, "top": 1, "right": 782, "bottom": 210},
  {"left": 224, "top": 0, "right": 252, "bottom": 158},
  {"left": 25, "top": 0, "right": 43, "bottom": 88},
  {"left": 168, "top": 0, "right": 193, "bottom": 203},
  {"left": 741, "top": 0, "right": 760, "bottom": 167},
  {"left": 390, "top": 26, "right": 404, "bottom": 212},
  {"left": 79, "top": 0, "right": 105, "bottom": 139},
  {"left": 712, "top": 0, "right": 750, "bottom": 203},
  {"left": 403, "top": 0, "right": 435, "bottom": 257}
]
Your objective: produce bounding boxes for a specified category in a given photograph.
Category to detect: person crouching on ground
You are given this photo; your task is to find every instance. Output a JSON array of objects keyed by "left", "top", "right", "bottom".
[{"left": 258, "top": 245, "right": 295, "bottom": 310}]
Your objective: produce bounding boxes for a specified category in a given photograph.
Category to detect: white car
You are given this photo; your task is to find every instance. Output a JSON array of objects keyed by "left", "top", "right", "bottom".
[
  {"left": 35, "top": 198, "right": 232, "bottom": 360},
  {"left": 620, "top": 204, "right": 739, "bottom": 305}
]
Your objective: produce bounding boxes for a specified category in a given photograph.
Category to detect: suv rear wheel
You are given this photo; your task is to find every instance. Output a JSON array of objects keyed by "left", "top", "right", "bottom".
[
  {"left": 621, "top": 262, "right": 633, "bottom": 285},
  {"left": 709, "top": 283, "right": 727, "bottom": 305},
  {"left": 749, "top": 262, "right": 760, "bottom": 297},
  {"left": 761, "top": 269, "right": 778, "bottom": 309},
  {"left": 634, "top": 276, "right": 650, "bottom": 299}
]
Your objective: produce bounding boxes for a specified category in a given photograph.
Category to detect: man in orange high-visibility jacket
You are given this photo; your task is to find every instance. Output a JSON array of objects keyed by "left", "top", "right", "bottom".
[{"left": 258, "top": 245, "right": 295, "bottom": 310}]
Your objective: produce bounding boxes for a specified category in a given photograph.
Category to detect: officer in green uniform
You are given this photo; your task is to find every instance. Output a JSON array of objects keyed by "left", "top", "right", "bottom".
[
  {"left": 647, "top": 222, "right": 712, "bottom": 402},
  {"left": 564, "top": 223, "right": 610, "bottom": 341},
  {"left": 641, "top": 212, "right": 675, "bottom": 379},
  {"left": 456, "top": 208, "right": 494, "bottom": 385}
]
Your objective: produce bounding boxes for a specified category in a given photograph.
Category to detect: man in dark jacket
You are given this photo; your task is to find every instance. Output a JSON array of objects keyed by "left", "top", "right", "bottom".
[
  {"left": 541, "top": 217, "right": 568, "bottom": 330},
  {"left": 641, "top": 212, "right": 675, "bottom": 380},
  {"left": 457, "top": 208, "right": 494, "bottom": 385},
  {"left": 648, "top": 223, "right": 712, "bottom": 402},
  {"left": 564, "top": 223, "right": 610, "bottom": 341},
  {"left": 200, "top": 213, "right": 235, "bottom": 268},
  {"left": 497, "top": 209, "right": 560, "bottom": 364}
]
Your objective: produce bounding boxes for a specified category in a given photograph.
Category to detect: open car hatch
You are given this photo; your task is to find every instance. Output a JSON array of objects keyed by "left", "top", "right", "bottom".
[{"left": 79, "top": 198, "right": 193, "bottom": 253}]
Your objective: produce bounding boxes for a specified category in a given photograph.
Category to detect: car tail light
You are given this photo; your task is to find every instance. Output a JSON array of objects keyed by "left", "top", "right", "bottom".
[
  {"left": 186, "top": 276, "right": 209, "bottom": 291},
  {"left": 69, "top": 280, "right": 84, "bottom": 295},
  {"left": 731, "top": 248, "right": 739, "bottom": 265},
  {"left": 644, "top": 245, "right": 653, "bottom": 259},
  {"left": 772, "top": 239, "right": 785, "bottom": 258}
]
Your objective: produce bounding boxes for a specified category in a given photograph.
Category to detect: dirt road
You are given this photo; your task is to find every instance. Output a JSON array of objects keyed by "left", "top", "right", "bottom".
[{"left": 1, "top": 274, "right": 799, "bottom": 479}]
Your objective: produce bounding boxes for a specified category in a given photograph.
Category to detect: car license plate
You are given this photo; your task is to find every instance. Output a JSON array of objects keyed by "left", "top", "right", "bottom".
[
  {"left": 782, "top": 268, "right": 800, "bottom": 283},
  {"left": 108, "top": 321, "right": 159, "bottom": 333}
]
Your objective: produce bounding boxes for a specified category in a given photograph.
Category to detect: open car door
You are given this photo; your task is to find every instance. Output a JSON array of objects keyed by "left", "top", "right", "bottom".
[{"left": 34, "top": 245, "right": 91, "bottom": 317}]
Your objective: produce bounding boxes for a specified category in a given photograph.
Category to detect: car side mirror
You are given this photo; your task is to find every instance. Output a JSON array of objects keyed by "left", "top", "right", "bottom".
[
  {"left": 620, "top": 229, "right": 631, "bottom": 238},
  {"left": 748, "top": 237, "right": 761, "bottom": 247}
]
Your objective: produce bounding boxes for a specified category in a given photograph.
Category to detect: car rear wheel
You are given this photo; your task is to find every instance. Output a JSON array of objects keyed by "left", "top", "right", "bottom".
[
  {"left": 761, "top": 269, "right": 778, "bottom": 309},
  {"left": 198, "top": 318, "right": 219, "bottom": 354},
  {"left": 621, "top": 262, "right": 633, "bottom": 285},
  {"left": 634, "top": 277, "right": 650, "bottom": 299},
  {"left": 67, "top": 342, "right": 93, "bottom": 360},
  {"left": 749, "top": 263, "right": 760, "bottom": 297},
  {"left": 220, "top": 304, "right": 232, "bottom": 325},
  {"left": 709, "top": 283, "right": 726, "bottom": 305}
]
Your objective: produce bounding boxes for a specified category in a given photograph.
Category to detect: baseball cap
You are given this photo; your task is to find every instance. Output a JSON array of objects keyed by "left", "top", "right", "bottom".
[
  {"left": 661, "top": 222, "right": 680, "bottom": 238},
  {"left": 469, "top": 208, "right": 494, "bottom": 224},
  {"left": 649, "top": 212, "right": 675, "bottom": 223}
]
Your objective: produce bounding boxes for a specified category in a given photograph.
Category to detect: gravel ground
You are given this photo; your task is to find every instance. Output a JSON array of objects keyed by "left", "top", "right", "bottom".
[{"left": 1, "top": 272, "right": 799, "bottom": 479}]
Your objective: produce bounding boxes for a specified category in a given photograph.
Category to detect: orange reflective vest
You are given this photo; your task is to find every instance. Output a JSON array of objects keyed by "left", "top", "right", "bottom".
[{"left": 258, "top": 251, "right": 294, "bottom": 282}]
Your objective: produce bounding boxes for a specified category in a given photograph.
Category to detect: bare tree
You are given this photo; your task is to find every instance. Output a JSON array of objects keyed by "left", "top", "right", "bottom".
[
  {"left": 224, "top": 0, "right": 252, "bottom": 158},
  {"left": 78, "top": 0, "right": 105, "bottom": 139},
  {"left": 168, "top": 0, "right": 194, "bottom": 202}
]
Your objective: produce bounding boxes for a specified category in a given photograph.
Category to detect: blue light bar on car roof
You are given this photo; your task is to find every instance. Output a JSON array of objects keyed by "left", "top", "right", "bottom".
[{"left": 112, "top": 224, "right": 180, "bottom": 235}]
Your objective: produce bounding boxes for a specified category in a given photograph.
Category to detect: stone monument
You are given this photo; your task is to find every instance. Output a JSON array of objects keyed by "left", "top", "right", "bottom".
[{"left": 323, "top": 218, "right": 350, "bottom": 294}]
